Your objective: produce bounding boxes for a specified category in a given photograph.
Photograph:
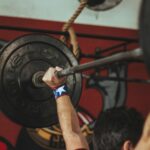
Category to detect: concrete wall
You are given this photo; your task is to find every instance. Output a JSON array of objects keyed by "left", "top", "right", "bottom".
[{"left": 0, "top": 0, "right": 142, "bottom": 29}]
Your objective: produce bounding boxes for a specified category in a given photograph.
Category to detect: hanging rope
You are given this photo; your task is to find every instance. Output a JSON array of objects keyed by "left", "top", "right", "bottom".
[
  {"left": 68, "top": 27, "right": 80, "bottom": 58},
  {"left": 60, "top": 0, "right": 88, "bottom": 59},
  {"left": 62, "top": 0, "right": 88, "bottom": 32}
]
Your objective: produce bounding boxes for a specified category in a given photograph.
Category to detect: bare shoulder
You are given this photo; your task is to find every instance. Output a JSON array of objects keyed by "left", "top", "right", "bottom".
[{"left": 135, "top": 114, "right": 150, "bottom": 150}]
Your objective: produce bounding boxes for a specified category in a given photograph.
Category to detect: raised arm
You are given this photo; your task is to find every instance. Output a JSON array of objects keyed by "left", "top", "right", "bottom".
[{"left": 42, "top": 67, "right": 89, "bottom": 150}]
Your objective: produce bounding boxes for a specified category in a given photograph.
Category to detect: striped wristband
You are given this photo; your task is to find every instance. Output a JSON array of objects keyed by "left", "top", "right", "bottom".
[{"left": 53, "top": 84, "right": 69, "bottom": 99}]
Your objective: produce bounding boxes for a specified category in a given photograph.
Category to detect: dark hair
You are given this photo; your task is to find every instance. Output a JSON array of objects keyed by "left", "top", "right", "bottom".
[{"left": 93, "top": 107, "right": 144, "bottom": 150}]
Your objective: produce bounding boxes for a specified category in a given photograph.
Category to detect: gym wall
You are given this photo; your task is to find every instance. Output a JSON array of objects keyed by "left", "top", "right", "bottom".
[{"left": 0, "top": 16, "right": 149, "bottom": 147}]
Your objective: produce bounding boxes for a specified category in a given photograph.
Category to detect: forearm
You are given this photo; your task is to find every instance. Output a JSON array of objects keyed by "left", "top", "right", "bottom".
[
  {"left": 56, "top": 95, "right": 89, "bottom": 150},
  {"left": 57, "top": 95, "right": 79, "bottom": 133},
  {"left": 42, "top": 67, "right": 89, "bottom": 149}
]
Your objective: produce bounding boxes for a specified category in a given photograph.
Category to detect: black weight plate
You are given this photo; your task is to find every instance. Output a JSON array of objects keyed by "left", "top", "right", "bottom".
[
  {"left": 140, "top": 0, "right": 150, "bottom": 73},
  {"left": 0, "top": 33, "right": 82, "bottom": 127},
  {"left": 86, "top": 0, "right": 122, "bottom": 11}
]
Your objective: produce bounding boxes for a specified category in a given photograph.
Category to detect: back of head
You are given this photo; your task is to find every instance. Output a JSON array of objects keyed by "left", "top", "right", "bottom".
[{"left": 93, "top": 107, "right": 144, "bottom": 150}]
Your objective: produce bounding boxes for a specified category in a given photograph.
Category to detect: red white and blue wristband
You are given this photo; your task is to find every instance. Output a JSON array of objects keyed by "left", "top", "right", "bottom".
[{"left": 53, "top": 84, "right": 69, "bottom": 99}]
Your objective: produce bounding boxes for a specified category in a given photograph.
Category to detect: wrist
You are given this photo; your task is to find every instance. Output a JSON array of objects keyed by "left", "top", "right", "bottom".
[{"left": 53, "top": 84, "right": 69, "bottom": 99}]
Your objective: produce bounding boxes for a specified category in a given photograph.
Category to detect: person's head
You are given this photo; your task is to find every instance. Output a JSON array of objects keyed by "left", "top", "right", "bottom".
[{"left": 93, "top": 107, "right": 144, "bottom": 150}]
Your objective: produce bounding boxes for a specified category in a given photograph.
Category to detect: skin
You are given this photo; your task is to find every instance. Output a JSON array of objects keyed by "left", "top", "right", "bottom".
[
  {"left": 43, "top": 67, "right": 150, "bottom": 150},
  {"left": 134, "top": 113, "right": 150, "bottom": 150},
  {"left": 42, "top": 67, "right": 89, "bottom": 150}
]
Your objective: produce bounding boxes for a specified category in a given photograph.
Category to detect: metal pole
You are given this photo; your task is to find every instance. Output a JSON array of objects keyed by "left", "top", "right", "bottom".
[{"left": 57, "top": 48, "right": 143, "bottom": 77}]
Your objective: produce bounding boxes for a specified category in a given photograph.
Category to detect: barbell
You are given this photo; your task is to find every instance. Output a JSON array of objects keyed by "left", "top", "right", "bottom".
[
  {"left": 139, "top": 0, "right": 150, "bottom": 74},
  {"left": 0, "top": 33, "right": 145, "bottom": 128},
  {"left": 0, "top": 0, "right": 149, "bottom": 127},
  {"left": 0, "top": 34, "right": 82, "bottom": 128}
]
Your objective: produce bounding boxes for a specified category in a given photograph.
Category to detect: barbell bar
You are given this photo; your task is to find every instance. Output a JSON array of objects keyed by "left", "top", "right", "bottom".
[
  {"left": 0, "top": 33, "right": 146, "bottom": 128},
  {"left": 32, "top": 48, "right": 143, "bottom": 88}
]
